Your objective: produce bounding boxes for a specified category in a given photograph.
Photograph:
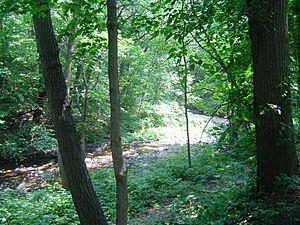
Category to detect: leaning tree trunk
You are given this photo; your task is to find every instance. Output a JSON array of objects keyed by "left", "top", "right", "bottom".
[
  {"left": 32, "top": 2, "right": 108, "bottom": 225},
  {"left": 247, "top": 0, "right": 299, "bottom": 193},
  {"left": 107, "top": 0, "right": 128, "bottom": 224},
  {"left": 58, "top": 15, "right": 78, "bottom": 190}
]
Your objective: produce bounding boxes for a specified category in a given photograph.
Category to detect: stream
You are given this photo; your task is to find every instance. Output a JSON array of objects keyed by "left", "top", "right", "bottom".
[{"left": 0, "top": 112, "right": 227, "bottom": 191}]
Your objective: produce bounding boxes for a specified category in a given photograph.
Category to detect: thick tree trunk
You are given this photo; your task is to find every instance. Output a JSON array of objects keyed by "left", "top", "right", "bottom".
[
  {"left": 32, "top": 2, "right": 108, "bottom": 225},
  {"left": 107, "top": 0, "right": 128, "bottom": 224},
  {"left": 247, "top": 0, "right": 299, "bottom": 193}
]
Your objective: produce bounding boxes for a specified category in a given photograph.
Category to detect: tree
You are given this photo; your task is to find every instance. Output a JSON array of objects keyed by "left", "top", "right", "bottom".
[
  {"left": 107, "top": 0, "right": 128, "bottom": 224},
  {"left": 32, "top": 1, "right": 108, "bottom": 224},
  {"left": 247, "top": 0, "right": 299, "bottom": 193},
  {"left": 59, "top": 1, "right": 80, "bottom": 190}
]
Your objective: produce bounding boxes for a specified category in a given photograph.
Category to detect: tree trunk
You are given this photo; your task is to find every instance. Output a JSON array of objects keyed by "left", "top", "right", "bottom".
[
  {"left": 59, "top": 9, "right": 79, "bottom": 190},
  {"left": 32, "top": 2, "right": 108, "bottom": 225},
  {"left": 107, "top": 0, "right": 128, "bottom": 224},
  {"left": 183, "top": 55, "right": 191, "bottom": 167},
  {"left": 247, "top": 0, "right": 299, "bottom": 193},
  {"left": 80, "top": 63, "right": 89, "bottom": 150},
  {"left": 64, "top": 22, "right": 77, "bottom": 95}
]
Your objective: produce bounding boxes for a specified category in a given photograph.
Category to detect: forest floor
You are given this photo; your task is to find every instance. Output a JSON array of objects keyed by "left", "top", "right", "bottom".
[{"left": 0, "top": 112, "right": 227, "bottom": 191}]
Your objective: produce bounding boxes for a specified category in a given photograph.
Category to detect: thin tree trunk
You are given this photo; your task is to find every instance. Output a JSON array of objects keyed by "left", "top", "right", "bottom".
[
  {"left": 32, "top": 2, "right": 108, "bottom": 224},
  {"left": 64, "top": 23, "right": 78, "bottom": 94},
  {"left": 81, "top": 63, "right": 89, "bottom": 150},
  {"left": 57, "top": 152, "right": 69, "bottom": 189},
  {"left": 72, "top": 62, "right": 88, "bottom": 149},
  {"left": 247, "top": 0, "right": 299, "bottom": 193},
  {"left": 183, "top": 55, "right": 192, "bottom": 167},
  {"left": 107, "top": 0, "right": 128, "bottom": 224},
  {"left": 181, "top": 0, "right": 191, "bottom": 167}
]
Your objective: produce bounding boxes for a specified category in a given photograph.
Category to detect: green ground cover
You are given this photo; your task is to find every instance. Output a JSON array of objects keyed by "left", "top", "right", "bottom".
[{"left": 1, "top": 144, "right": 298, "bottom": 224}]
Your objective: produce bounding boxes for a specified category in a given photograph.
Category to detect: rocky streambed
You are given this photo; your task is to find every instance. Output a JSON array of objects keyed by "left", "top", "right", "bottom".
[{"left": 0, "top": 112, "right": 227, "bottom": 191}]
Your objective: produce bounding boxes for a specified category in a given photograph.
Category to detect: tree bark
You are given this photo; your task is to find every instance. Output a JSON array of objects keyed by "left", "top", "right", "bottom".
[
  {"left": 58, "top": 2, "right": 79, "bottom": 191},
  {"left": 107, "top": 0, "right": 128, "bottom": 224},
  {"left": 32, "top": 2, "right": 108, "bottom": 224},
  {"left": 247, "top": 0, "right": 299, "bottom": 193}
]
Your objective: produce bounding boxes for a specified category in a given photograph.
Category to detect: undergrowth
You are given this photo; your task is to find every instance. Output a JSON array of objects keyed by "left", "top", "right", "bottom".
[
  {"left": 0, "top": 186, "right": 78, "bottom": 224},
  {"left": 1, "top": 144, "right": 300, "bottom": 224}
]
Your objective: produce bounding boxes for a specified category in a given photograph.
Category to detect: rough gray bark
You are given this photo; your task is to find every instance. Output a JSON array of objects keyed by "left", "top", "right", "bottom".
[
  {"left": 247, "top": 0, "right": 299, "bottom": 193},
  {"left": 107, "top": 0, "right": 128, "bottom": 224},
  {"left": 32, "top": 2, "right": 108, "bottom": 224}
]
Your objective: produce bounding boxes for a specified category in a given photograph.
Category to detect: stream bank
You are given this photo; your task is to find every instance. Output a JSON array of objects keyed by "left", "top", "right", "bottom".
[{"left": 0, "top": 112, "right": 227, "bottom": 191}]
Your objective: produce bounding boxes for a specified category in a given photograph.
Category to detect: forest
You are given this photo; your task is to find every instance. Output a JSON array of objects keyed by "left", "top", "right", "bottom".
[{"left": 0, "top": 0, "right": 300, "bottom": 224}]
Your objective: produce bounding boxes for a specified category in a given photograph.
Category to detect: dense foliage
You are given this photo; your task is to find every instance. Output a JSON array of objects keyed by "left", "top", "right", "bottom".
[
  {"left": 0, "top": 0, "right": 298, "bottom": 157},
  {"left": 0, "top": 1, "right": 178, "bottom": 159}
]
